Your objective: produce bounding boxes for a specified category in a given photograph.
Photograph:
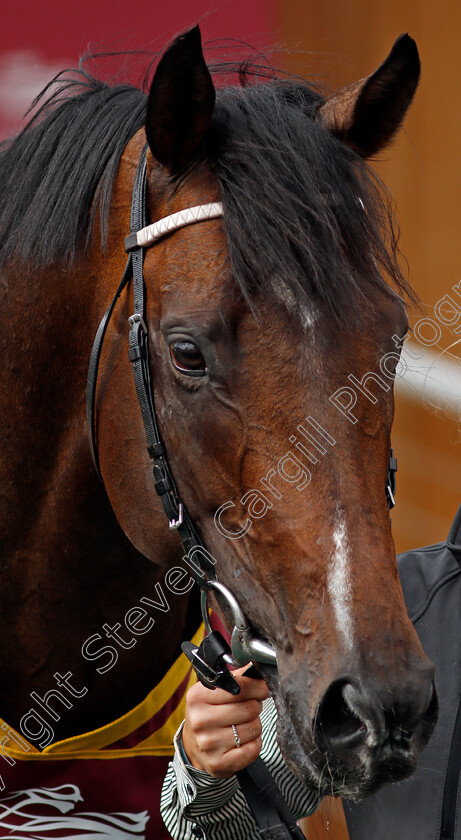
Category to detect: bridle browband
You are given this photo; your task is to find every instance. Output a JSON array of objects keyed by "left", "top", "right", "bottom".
[
  {"left": 86, "top": 145, "right": 397, "bottom": 672},
  {"left": 86, "top": 146, "right": 276, "bottom": 669},
  {"left": 124, "top": 200, "right": 224, "bottom": 251}
]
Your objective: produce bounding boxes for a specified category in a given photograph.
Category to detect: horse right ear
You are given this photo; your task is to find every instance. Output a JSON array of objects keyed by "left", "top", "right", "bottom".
[
  {"left": 316, "top": 34, "right": 420, "bottom": 158},
  {"left": 145, "top": 25, "right": 216, "bottom": 174}
]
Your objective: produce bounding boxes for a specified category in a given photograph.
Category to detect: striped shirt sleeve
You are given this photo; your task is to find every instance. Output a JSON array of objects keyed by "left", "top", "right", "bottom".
[{"left": 160, "top": 697, "right": 321, "bottom": 839}]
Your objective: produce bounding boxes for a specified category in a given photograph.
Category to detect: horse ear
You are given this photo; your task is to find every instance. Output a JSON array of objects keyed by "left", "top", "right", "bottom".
[
  {"left": 145, "top": 25, "right": 215, "bottom": 173},
  {"left": 317, "top": 34, "right": 420, "bottom": 158}
]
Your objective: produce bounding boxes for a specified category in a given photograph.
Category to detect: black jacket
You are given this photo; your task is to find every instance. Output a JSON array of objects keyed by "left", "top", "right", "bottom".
[{"left": 345, "top": 504, "right": 461, "bottom": 840}]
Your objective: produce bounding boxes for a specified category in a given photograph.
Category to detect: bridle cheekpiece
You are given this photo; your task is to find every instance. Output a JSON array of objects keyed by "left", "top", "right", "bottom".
[{"left": 86, "top": 146, "right": 277, "bottom": 681}]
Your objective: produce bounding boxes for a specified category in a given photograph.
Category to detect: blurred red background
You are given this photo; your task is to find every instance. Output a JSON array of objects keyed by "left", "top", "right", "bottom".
[{"left": 0, "top": 0, "right": 275, "bottom": 138}]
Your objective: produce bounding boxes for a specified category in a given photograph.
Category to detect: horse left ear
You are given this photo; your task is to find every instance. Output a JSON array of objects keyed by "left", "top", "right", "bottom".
[
  {"left": 317, "top": 34, "right": 420, "bottom": 158},
  {"left": 145, "top": 25, "right": 215, "bottom": 173}
]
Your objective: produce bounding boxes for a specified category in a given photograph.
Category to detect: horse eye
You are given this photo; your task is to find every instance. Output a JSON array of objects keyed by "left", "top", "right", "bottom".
[{"left": 169, "top": 340, "right": 207, "bottom": 375}]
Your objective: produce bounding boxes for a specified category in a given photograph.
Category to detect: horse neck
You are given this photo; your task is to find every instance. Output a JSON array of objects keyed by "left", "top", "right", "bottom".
[{"left": 0, "top": 255, "right": 198, "bottom": 739}]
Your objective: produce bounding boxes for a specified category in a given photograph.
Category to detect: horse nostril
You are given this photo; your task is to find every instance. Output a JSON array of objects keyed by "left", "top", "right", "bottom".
[
  {"left": 315, "top": 679, "right": 368, "bottom": 752},
  {"left": 315, "top": 676, "right": 438, "bottom": 758}
]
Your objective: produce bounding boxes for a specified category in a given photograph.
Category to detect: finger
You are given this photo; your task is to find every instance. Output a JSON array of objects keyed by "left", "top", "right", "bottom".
[
  {"left": 189, "top": 674, "right": 269, "bottom": 706},
  {"left": 206, "top": 736, "right": 263, "bottom": 779},
  {"left": 241, "top": 664, "right": 262, "bottom": 679},
  {"left": 237, "top": 673, "right": 270, "bottom": 701},
  {"left": 193, "top": 716, "right": 262, "bottom": 756},
  {"left": 231, "top": 666, "right": 269, "bottom": 691},
  {"left": 216, "top": 676, "right": 269, "bottom": 702},
  {"left": 190, "top": 698, "right": 263, "bottom": 730},
  {"left": 232, "top": 666, "right": 260, "bottom": 679},
  {"left": 226, "top": 717, "right": 263, "bottom": 750}
]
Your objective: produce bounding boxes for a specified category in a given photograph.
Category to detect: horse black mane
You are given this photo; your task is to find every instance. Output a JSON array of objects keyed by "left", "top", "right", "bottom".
[{"left": 0, "top": 52, "right": 412, "bottom": 320}]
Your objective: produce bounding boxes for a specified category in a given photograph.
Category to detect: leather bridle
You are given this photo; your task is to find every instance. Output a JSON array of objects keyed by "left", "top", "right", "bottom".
[
  {"left": 86, "top": 145, "right": 398, "bottom": 673},
  {"left": 86, "top": 146, "right": 276, "bottom": 669}
]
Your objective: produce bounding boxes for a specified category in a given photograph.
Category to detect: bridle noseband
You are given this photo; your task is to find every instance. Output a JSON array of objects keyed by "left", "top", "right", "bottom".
[{"left": 86, "top": 146, "right": 398, "bottom": 675}]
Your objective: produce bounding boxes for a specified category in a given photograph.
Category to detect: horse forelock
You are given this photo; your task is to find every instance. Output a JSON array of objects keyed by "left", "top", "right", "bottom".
[
  {"left": 210, "top": 80, "right": 413, "bottom": 324},
  {"left": 0, "top": 51, "right": 413, "bottom": 325}
]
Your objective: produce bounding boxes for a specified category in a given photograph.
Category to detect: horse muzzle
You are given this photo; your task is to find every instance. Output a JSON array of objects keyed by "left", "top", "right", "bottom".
[
  {"left": 201, "top": 579, "right": 438, "bottom": 798},
  {"left": 272, "top": 662, "right": 438, "bottom": 798}
]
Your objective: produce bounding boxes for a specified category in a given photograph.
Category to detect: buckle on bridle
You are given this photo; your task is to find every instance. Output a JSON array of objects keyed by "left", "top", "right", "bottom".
[
  {"left": 386, "top": 484, "right": 396, "bottom": 508},
  {"left": 181, "top": 631, "right": 240, "bottom": 694},
  {"left": 169, "top": 502, "right": 184, "bottom": 530},
  {"left": 386, "top": 447, "right": 397, "bottom": 510},
  {"left": 128, "top": 313, "right": 148, "bottom": 333}
]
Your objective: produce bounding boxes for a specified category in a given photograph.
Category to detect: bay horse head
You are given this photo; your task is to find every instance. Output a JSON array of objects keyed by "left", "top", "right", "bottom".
[{"left": 87, "top": 28, "right": 436, "bottom": 797}]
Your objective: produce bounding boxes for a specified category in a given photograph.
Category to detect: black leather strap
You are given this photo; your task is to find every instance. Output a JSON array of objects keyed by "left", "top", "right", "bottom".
[
  {"left": 181, "top": 631, "right": 241, "bottom": 694},
  {"left": 237, "top": 760, "right": 306, "bottom": 840},
  {"left": 124, "top": 149, "right": 216, "bottom": 583},
  {"left": 86, "top": 148, "right": 215, "bottom": 589},
  {"left": 86, "top": 146, "right": 149, "bottom": 479},
  {"left": 387, "top": 447, "right": 397, "bottom": 508},
  {"left": 86, "top": 255, "right": 132, "bottom": 480}
]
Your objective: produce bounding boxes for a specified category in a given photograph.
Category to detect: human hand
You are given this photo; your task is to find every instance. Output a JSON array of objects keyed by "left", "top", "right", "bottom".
[{"left": 181, "top": 667, "right": 270, "bottom": 778}]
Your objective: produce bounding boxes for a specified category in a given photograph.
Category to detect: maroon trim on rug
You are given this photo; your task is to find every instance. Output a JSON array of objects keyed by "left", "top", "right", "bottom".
[{"left": 103, "top": 667, "right": 192, "bottom": 751}]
